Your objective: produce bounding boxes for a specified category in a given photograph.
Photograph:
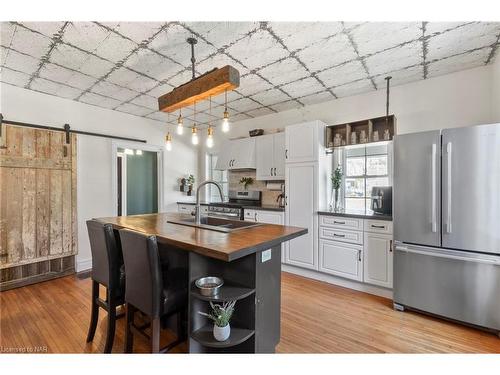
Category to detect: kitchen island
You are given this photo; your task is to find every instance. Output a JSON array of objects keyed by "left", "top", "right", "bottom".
[{"left": 96, "top": 212, "right": 307, "bottom": 353}]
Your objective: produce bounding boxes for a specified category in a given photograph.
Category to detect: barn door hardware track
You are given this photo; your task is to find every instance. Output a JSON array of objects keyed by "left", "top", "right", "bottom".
[{"left": 0, "top": 114, "right": 147, "bottom": 144}]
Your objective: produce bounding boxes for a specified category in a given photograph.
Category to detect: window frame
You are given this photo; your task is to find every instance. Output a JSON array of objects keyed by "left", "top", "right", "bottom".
[
  {"left": 340, "top": 143, "right": 392, "bottom": 212},
  {"left": 206, "top": 153, "right": 228, "bottom": 202}
]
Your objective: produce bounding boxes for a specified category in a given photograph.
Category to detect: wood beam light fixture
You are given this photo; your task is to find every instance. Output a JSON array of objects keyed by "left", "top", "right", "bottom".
[
  {"left": 157, "top": 38, "right": 240, "bottom": 114},
  {"left": 158, "top": 37, "right": 240, "bottom": 150}
]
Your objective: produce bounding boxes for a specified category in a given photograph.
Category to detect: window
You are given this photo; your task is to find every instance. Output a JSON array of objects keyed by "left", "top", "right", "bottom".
[
  {"left": 342, "top": 143, "right": 391, "bottom": 212},
  {"left": 207, "top": 154, "right": 228, "bottom": 201}
]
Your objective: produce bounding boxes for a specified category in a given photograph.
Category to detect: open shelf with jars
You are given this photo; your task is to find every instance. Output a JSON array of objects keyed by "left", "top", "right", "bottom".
[{"left": 325, "top": 115, "right": 396, "bottom": 152}]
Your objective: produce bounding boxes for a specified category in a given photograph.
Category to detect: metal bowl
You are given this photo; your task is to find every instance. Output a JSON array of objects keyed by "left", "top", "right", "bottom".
[{"left": 195, "top": 276, "right": 224, "bottom": 296}]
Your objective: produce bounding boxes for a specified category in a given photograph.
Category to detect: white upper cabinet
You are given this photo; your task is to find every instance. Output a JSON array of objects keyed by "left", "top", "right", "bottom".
[
  {"left": 273, "top": 132, "right": 286, "bottom": 178},
  {"left": 256, "top": 133, "right": 285, "bottom": 180},
  {"left": 256, "top": 134, "right": 274, "bottom": 179},
  {"left": 215, "top": 138, "right": 256, "bottom": 170},
  {"left": 285, "top": 121, "right": 320, "bottom": 163},
  {"left": 215, "top": 140, "right": 233, "bottom": 170}
]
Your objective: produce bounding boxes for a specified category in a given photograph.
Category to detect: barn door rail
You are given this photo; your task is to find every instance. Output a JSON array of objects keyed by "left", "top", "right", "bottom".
[{"left": 0, "top": 113, "right": 147, "bottom": 145}]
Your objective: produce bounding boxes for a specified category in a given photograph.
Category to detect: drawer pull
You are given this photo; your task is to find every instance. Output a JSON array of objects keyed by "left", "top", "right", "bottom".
[
  {"left": 333, "top": 221, "right": 346, "bottom": 224},
  {"left": 371, "top": 224, "right": 385, "bottom": 229},
  {"left": 333, "top": 233, "right": 345, "bottom": 238}
]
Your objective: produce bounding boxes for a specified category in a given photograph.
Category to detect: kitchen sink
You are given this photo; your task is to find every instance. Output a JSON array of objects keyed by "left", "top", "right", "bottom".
[{"left": 168, "top": 216, "right": 263, "bottom": 233}]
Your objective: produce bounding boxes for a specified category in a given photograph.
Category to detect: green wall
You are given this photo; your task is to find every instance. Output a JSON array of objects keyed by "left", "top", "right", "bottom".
[{"left": 126, "top": 151, "right": 158, "bottom": 215}]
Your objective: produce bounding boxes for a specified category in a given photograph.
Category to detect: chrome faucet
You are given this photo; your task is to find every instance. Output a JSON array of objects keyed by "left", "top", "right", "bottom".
[{"left": 195, "top": 180, "right": 224, "bottom": 224}]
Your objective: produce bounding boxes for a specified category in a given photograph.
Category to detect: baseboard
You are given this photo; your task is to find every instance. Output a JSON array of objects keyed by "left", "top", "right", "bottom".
[
  {"left": 281, "top": 264, "right": 393, "bottom": 299},
  {"left": 0, "top": 269, "right": 75, "bottom": 291},
  {"left": 76, "top": 258, "right": 92, "bottom": 273}
]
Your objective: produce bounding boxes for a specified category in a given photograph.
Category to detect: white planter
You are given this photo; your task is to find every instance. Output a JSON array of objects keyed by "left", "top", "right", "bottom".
[{"left": 213, "top": 323, "right": 230, "bottom": 341}]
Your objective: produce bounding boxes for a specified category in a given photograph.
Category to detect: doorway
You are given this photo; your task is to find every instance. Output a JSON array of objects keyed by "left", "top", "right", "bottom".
[{"left": 112, "top": 142, "right": 163, "bottom": 216}]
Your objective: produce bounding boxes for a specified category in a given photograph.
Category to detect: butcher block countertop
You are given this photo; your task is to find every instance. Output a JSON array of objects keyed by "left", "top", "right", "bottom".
[{"left": 96, "top": 213, "right": 307, "bottom": 262}]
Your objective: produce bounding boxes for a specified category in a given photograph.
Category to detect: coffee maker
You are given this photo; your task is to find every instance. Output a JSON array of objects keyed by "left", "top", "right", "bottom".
[{"left": 370, "top": 186, "right": 392, "bottom": 215}]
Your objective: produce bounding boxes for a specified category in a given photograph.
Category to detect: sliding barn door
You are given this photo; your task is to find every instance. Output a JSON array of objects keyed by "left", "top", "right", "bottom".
[{"left": 0, "top": 123, "right": 77, "bottom": 290}]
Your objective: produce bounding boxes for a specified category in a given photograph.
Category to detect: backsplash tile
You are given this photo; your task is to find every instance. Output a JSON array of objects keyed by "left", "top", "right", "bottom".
[{"left": 228, "top": 170, "right": 284, "bottom": 207}]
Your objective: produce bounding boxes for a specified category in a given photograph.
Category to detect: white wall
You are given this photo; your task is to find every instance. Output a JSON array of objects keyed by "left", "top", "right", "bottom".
[
  {"left": 0, "top": 83, "right": 198, "bottom": 271},
  {"left": 492, "top": 56, "right": 500, "bottom": 122}
]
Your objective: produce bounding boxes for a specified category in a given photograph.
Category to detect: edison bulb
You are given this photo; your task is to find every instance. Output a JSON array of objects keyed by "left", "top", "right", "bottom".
[
  {"left": 206, "top": 134, "right": 214, "bottom": 148},
  {"left": 177, "top": 123, "right": 184, "bottom": 135},
  {"left": 191, "top": 127, "right": 199, "bottom": 145},
  {"left": 221, "top": 117, "right": 230, "bottom": 133}
]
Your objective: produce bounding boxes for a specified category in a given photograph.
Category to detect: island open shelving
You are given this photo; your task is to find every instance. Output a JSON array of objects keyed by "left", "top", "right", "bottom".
[{"left": 190, "top": 285, "right": 255, "bottom": 302}]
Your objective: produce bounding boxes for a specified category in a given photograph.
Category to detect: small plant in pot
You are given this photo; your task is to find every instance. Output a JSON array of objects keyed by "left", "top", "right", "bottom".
[
  {"left": 186, "top": 174, "right": 195, "bottom": 196},
  {"left": 330, "top": 165, "right": 343, "bottom": 212},
  {"left": 198, "top": 300, "right": 236, "bottom": 341},
  {"left": 239, "top": 177, "right": 253, "bottom": 190}
]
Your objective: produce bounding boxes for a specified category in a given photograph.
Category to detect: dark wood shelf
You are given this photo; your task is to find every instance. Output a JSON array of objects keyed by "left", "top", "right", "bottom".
[
  {"left": 190, "top": 285, "right": 255, "bottom": 302},
  {"left": 326, "top": 114, "right": 396, "bottom": 151},
  {"left": 190, "top": 325, "right": 255, "bottom": 348}
]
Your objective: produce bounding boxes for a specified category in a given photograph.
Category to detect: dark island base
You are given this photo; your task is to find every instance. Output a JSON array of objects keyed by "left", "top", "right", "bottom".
[{"left": 188, "top": 245, "right": 281, "bottom": 353}]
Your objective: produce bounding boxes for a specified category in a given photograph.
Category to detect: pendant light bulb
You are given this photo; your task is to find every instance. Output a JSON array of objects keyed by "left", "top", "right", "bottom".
[
  {"left": 176, "top": 113, "right": 184, "bottom": 135},
  {"left": 222, "top": 110, "right": 230, "bottom": 133},
  {"left": 165, "top": 132, "right": 172, "bottom": 151},
  {"left": 206, "top": 126, "right": 214, "bottom": 148},
  {"left": 191, "top": 126, "right": 199, "bottom": 145}
]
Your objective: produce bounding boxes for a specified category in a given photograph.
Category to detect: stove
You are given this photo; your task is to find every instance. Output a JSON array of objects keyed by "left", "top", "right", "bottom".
[{"left": 208, "top": 190, "right": 261, "bottom": 220}]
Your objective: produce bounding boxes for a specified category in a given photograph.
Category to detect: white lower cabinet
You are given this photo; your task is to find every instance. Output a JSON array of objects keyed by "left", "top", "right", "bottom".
[
  {"left": 319, "top": 239, "right": 363, "bottom": 281},
  {"left": 363, "top": 232, "right": 393, "bottom": 288},
  {"left": 244, "top": 209, "right": 285, "bottom": 262},
  {"left": 316, "top": 215, "right": 393, "bottom": 289}
]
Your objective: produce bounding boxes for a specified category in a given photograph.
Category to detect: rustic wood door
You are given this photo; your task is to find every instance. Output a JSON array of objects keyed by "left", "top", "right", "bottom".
[{"left": 0, "top": 123, "right": 77, "bottom": 290}]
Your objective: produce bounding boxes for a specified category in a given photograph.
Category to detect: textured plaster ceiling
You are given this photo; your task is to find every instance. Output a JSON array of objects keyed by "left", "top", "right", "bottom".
[{"left": 1, "top": 21, "right": 499, "bottom": 127}]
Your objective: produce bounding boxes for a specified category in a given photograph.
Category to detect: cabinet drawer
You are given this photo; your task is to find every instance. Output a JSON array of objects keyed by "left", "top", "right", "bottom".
[
  {"left": 178, "top": 204, "right": 194, "bottom": 213},
  {"left": 244, "top": 209, "right": 257, "bottom": 222},
  {"left": 319, "top": 227, "right": 363, "bottom": 245},
  {"left": 319, "top": 239, "right": 363, "bottom": 281},
  {"left": 364, "top": 219, "right": 393, "bottom": 235},
  {"left": 319, "top": 215, "right": 363, "bottom": 231}
]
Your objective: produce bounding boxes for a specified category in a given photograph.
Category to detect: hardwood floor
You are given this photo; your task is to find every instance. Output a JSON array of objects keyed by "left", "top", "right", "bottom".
[{"left": 1, "top": 272, "right": 499, "bottom": 353}]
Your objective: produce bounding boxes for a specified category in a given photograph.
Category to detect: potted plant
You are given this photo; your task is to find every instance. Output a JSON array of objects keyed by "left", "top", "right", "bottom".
[
  {"left": 330, "top": 166, "right": 343, "bottom": 212},
  {"left": 187, "top": 174, "right": 195, "bottom": 196},
  {"left": 239, "top": 177, "right": 253, "bottom": 190},
  {"left": 198, "top": 300, "right": 236, "bottom": 342}
]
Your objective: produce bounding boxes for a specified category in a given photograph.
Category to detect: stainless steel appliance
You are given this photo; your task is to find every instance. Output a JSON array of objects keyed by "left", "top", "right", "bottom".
[
  {"left": 370, "top": 186, "right": 392, "bottom": 215},
  {"left": 208, "top": 190, "right": 262, "bottom": 220},
  {"left": 393, "top": 123, "right": 500, "bottom": 335}
]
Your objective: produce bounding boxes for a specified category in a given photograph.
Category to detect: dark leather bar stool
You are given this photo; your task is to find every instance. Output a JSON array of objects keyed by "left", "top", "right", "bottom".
[
  {"left": 119, "top": 229, "right": 188, "bottom": 353},
  {"left": 86, "top": 220, "right": 126, "bottom": 353}
]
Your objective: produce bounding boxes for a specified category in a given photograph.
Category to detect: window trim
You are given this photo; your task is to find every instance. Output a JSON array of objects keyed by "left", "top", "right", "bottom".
[
  {"left": 206, "top": 153, "right": 228, "bottom": 201},
  {"left": 340, "top": 143, "right": 392, "bottom": 211}
]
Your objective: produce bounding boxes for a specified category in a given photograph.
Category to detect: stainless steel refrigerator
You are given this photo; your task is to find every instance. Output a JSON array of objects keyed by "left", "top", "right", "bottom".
[{"left": 393, "top": 123, "right": 500, "bottom": 334}]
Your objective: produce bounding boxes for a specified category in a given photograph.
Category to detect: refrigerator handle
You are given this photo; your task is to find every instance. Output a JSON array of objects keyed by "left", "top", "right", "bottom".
[
  {"left": 445, "top": 142, "right": 452, "bottom": 233},
  {"left": 431, "top": 143, "right": 437, "bottom": 233}
]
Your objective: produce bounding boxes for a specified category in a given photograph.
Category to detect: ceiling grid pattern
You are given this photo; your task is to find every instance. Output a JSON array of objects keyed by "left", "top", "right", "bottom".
[{"left": 1, "top": 21, "right": 499, "bottom": 128}]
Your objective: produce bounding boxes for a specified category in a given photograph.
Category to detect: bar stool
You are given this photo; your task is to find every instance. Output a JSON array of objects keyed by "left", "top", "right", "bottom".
[
  {"left": 85, "top": 220, "right": 126, "bottom": 353},
  {"left": 119, "top": 229, "right": 188, "bottom": 353}
]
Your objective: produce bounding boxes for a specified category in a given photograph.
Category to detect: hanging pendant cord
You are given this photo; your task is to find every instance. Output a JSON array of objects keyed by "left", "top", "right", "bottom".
[
  {"left": 187, "top": 37, "right": 198, "bottom": 80},
  {"left": 385, "top": 76, "right": 392, "bottom": 127}
]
